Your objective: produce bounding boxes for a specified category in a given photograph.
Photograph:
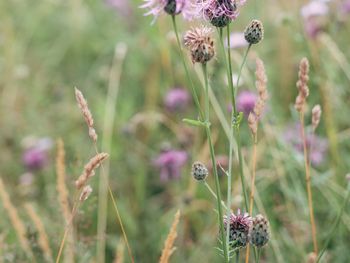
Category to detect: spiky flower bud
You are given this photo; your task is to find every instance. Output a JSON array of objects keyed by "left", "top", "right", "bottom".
[
  {"left": 223, "top": 210, "right": 252, "bottom": 249},
  {"left": 184, "top": 27, "right": 215, "bottom": 64},
  {"left": 164, "top": 0, "right": 178, "bottom": 15},
  {"left": 249, "top": 214, "right": 270, "bottom": 247},
  {"left": 244, "top": 20, "right": 264, "bottom": 45},
  {"left": 191, "top": 161, "right": 208, "bottom": 181}
]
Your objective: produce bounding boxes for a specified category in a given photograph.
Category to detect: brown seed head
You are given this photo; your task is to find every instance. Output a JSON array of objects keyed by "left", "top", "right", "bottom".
[
  {"left": 294, "top": 58, "right": 310, "bottom": 112},
  {"left": 312, "top": 104, "right": 322, "bottom": 130}
]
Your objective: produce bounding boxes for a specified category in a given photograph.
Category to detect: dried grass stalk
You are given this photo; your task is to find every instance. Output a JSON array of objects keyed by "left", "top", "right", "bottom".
[
  {"left": 75, "top": 153, "right": 109, "bottom": 189},
  {"left": 312, "top": 104, "right": 322, "bottom": 131},
  {"left": 0, "top": 178, "right": 33, "bottom": 258},
  {"left": 24, "top": 203, "right": 53, "bottom": 262},
  {"left": 79, "top": 185, "right": 93, "bottom": 202},
  {"left": 159, "top": 210, "right": 181, "bottom": 263},
  {"left": 248, "top": 58, "right": 268, "bottom": 136},
  {"left": 294, "top": 58, "right": 310, "bottom": 112},
  {"left": 55, "top": 139, "right": 75, "bottom": 263},
  {"left": 75, "top": 87, "right": 98, "bottom": 142}
]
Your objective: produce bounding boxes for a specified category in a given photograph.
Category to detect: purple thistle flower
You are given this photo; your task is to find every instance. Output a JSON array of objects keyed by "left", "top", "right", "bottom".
[
  {"left": 197, "top": 0, "right": 246, "bottom": 28},
  {"left": 153, "top": 149, "right": 188, "bottom": 182},
  {"left": 140, "top": 0, "right": 195, "bottom": 21},
  {"left": 229, "top": 91, "right": 258, "bottom": 117},
  {"left": 164, "top": 87, "right": 191, "bottom": 112},
  {"left": 223, "top": 209, "right": 252, "bottom": 249},
  {"left": 342, "top": 0, "right": 350, "bottom": 14},
  {"left": 22, "top": 137, "right": 52, "bottom": 171}
]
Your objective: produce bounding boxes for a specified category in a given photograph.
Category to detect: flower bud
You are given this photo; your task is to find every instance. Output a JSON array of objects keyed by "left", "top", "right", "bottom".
[
  {"left": 191, "top": 161, "right": 208, "bottom": 181},
  {"left": 244, "top": 20, "right": 264, "bottom": 45},
  {"left": 249, "top": 214, "right": 270, "bottom": 247}
]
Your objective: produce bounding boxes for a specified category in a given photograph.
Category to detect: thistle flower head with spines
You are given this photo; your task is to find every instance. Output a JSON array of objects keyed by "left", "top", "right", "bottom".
[
  {"left": 223, "top": 210, "right": 252, "bottom": 249},
  {"left": 249, "top": 214, "right": 270, "bottom": 247},
  {"left": 244, "top": 20, "right": 264, "bottom": 45},
  {"left": 197, "top": 0, "right": 246, "bottom": 28},
  {"left": 184, "top": 26, "right": 215, "bottom": 64},
  {"left": 140, "top": 0, "right": 195, "bottom": 21}
]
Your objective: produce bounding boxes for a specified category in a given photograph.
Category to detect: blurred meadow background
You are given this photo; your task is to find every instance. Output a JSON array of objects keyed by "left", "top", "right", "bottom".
[{"left": 1, "top": 0, "right": 350, "bottom": 262}]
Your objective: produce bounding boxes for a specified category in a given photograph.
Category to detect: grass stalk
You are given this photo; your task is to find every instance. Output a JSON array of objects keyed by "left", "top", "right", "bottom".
[{"left": 300, "top": 111, "right": 318, "bottom": 255}]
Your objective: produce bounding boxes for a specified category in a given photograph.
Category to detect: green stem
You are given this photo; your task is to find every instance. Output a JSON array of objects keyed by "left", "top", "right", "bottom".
[
  {"left": 316, "top": 184, "right": 350, "bottom": 263},
  {"left": 204, "top": 181, "right": 228, "bottom": 211},
  {"left": 171, "top": 15, "right": 203, "bottom": 120},
  {"left": 202, "top": 63, "right": 229, "bottom": 263},
  {"left": 257, "top": 248, "right": 261, "bottom": 263},
  {"left": 236, "top": 251, "right": 240, "bottom": 263}
]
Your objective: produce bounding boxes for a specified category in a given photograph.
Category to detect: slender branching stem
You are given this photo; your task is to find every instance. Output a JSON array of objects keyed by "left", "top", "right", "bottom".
[
  {"left": 202, "top": 63, "right": 229, "bottom": 263},
  {"left": 171, "top": 15, "right": 203, "bottom": 120},
  {"left": 204, "top": 181, "right": 228, "bottom": 211},
  {"left": 300, "top": 111, "right": 318, "bottom": 255},
  {"left": 316, "top": 185, "right": 350, "bottom": 262}
]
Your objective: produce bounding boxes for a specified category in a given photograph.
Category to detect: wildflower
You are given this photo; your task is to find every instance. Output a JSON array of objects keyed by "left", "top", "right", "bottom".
[
  {"left": 22, "top": 137, "right": 52, "bottom": 171},
  {"left": 244, "top": 20, "right": 264, "bottom": 45},
  {"left": 140, "top": 0, "right": 195, "bottom": 21},
  {"left": 79, "top": 185, "right": 93, "bottom": 202},
  {"left": 198, "top": 0, "right": 246, "bottom": 28},
  {"left": 311, "top": 104, "right": 322, "bottom": 130},
  {"left": 341, "top": 0, "right": 350, "bottom": 14},
  {"left": 236, "top": 91, "right": 258, "bottom": 117},
  {"left": 223, "top": 210, "right": 252, "bottom": 249},
  {"left": 154, "top": 149, "right": 188, "bottom": 182},
  {"left": 184, "top": 26, "right": 215, "bottom": 64},
  {"left": 164, "top": 88, "right": 191, "bottom": 112},
  {"left": 191, "top": 161, "right": 209, "bottom": 181},
  {"left": 301, "top": 0, "right": 329, "bottom": 39},
  {"left": 226, "top": 32, "right": 249, "bottom": 49},
  {"left": 249, "top": 214, "right": 270, "bottom": 247}
]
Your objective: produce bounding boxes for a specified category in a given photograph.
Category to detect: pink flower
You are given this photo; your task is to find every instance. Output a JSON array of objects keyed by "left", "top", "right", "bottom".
[
  {"left": 197, "top": 0, "right": 246, "bottom": 27},
  {"left": 22, "top": 137, "right": 52, "bottom": 171},
  {"left": 140, "top": 0, "right": 195, "bottom": 21},
  {"left": 154, "top": 149, "right": 188, "bottom": 181},
  {"left": 164, "top": 88, "right": 191, "bottom": 112}
]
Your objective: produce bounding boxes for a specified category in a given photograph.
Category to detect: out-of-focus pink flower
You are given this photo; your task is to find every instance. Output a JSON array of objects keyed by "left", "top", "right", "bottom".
[
  {"left": 226, "top": 32, "right": 249, "bottom": 49},
  {"left": 301, "top": 0, "right": 329, "bottom": 39},
  {"left": 340, "top": 0, "right": 350, "bottom": 14},
  {"left": 164, "top": 88, "right": 191, "bottom": 112},
  {"left": 284, "top": 123, "right": 328, "bottom": 166},
  {"left": 154, "top": 149, "right": 188, "bottom": 182},
  {"left": 228, "top": 91, "right": 258, "bottom": 117},
  {"left": 141, "top": 0, "right": 195, "bottom": 21},
  {"left": 22, "top": 137, "right": 52, "bottom": 171}
]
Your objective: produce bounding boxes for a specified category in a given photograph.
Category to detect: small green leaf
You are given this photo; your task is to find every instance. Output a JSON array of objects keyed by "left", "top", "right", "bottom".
[{"left": 182, "top": 118, "right": 207, "bottom": 127}]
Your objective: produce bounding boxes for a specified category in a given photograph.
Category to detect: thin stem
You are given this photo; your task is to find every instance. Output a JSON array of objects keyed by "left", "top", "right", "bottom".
[
  {"left": 316, "top": 185, "right": 350, "bottom": 262},
  {"left": 235, "top": 44, "right": 252, "bottom": 98},
  {"left": 171, "top": 15, "right": 203, "bottom": 120},
  {"left": 256, "top": 248, "right": 261, "bottom": 263},
  {"left": 202, "top": 63, "right": 228, "bottom": 263},
  {"left": 245, "top": 133, "right": 258, "bottom": 263},
  {"left": 236, "top": 251, "right": 240, "bottom": 263},
  {"left": 300, "top": 112, "right": 318, "bottom": 255},
  {"left": 204, "top": 181, "right": 228, "bottom": 211},
  {"left": 94, "top": 145, "right": 134, "bottom": 263}
]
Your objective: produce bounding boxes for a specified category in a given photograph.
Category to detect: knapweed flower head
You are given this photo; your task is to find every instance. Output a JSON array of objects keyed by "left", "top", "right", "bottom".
[
  {"left": 244, "top": 20, "right": 264, "bottom": 45},
  {"left": 198, "top": 0, "right": 246, "bottom": 28},
  {"left": 249, "top": 214, "right": 270, "bottom": 247},
  {"left": 154, "top": 149, "right": 188, "bottom": 182},
  {"left": 164, "top": 87, "right": 191, "bottom": 112},
  {"left": 191, "top": 161, "right": 209, "bottom": 181},
  {"left": 141, "top": 0, "right": 195, "bottom": 21},
  {"left": 223, "top": 210, "right": 252, "bottom": 249},
  {"left": 184, "top": 26, "right": 215, "bottom": 64}
]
